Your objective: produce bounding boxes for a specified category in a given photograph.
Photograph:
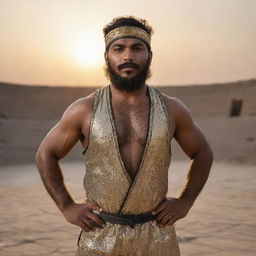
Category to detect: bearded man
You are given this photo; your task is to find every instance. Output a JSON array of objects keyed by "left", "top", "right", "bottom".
[{"left": 35, "top": 16, "right": 213, "bottom": 256}]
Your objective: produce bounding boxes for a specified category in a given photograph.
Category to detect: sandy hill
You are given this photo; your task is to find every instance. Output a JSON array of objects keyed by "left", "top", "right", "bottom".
[{"left": 0, "top": 80, "right": 255, "bottom": 166}]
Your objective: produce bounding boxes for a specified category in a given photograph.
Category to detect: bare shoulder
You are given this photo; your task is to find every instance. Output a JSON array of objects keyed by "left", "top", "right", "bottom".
[
  {"left": 59, "top": 92, "right": 96, "bottom": 128},
  {"left": 161, "top": 93, "right": 194, "bottom": 125},
  {"left": 160, "top": 92, "right": 212, "bottom": 159},
  {"left": 63, "top": 92, "right": 95, "bottom": 115}
]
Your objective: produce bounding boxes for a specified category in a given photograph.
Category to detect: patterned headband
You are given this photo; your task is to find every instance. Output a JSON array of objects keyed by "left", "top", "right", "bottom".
[{"left": 105, "top": 26, "right": 151, "bottom": 49}]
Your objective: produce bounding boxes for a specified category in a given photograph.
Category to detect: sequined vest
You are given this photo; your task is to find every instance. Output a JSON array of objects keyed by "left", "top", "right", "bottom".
[{"left": 83, "top": 85, "right": 175, "bottom": 215}]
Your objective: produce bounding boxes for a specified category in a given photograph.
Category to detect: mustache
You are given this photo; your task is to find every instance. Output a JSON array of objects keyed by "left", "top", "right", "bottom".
[{"left": 117, "top": 62, "right": 140, "bottom": 70}]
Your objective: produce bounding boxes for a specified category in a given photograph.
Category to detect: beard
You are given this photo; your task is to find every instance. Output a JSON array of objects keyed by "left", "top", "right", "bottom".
[{"left": 104, "top": 57, "right": 152, "bottom": 92}]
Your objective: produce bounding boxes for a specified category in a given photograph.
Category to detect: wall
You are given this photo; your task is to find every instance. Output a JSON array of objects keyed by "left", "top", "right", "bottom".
[{"left": 0, "top": 80, "right": 255, "bottom": 165}]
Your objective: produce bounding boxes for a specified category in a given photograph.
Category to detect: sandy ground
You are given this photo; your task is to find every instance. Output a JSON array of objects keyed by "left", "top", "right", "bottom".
[{"left": 0, "top": 160, "right": 255, "bottom": 256}]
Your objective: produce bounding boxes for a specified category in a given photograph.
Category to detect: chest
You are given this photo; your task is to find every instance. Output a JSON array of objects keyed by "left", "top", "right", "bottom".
[{"left": 111, "top": 101, "right": 150, "bottom": 147}]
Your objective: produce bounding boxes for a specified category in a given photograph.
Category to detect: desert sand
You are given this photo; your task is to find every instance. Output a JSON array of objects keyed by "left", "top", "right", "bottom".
[
  {"left": 0, "top": 160, "right": 255, "bottom": 256},
  {"left": 0, "top": 80, "right": 256, "bottom": 255}
]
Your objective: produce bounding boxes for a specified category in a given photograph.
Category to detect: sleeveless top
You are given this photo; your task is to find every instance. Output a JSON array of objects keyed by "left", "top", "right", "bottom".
[
  {"left": 83, "top": 85, "right": 175, "bottom": 214},
  {"left": 77, "top": 85, "right": 180, "bottom": 256}
]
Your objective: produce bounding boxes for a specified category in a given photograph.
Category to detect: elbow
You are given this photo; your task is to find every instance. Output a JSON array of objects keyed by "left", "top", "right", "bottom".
[
  {"left": 209, "top": 148, "right": 214, "bottom": 162},
  {"left": 35, "top": 146, "right": 57, "bottom": 167},
  {"left": 206, "top": 148, "right": 214, "bottom": 168},
  {"left": 203, "top": 145, "right": 214, "bottom": 166},
  {"left": 35, "top": 147, "right": 44, "bottom": 166},
  {"left": 206, "top": 142, "right": 214, "bottom": 163},
  {"left": 191, "top": 144, "right": 214, "bottom": 164}
]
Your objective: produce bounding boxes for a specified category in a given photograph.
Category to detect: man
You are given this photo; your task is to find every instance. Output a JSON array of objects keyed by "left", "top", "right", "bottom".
[{"left": 35, "top": 16, "right": 213, "bottom": 256}]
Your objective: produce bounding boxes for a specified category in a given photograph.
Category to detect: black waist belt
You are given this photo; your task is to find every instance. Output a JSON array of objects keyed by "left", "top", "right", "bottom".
[{"left": 98, "top": 211, "right": 155, "bottom": 228}]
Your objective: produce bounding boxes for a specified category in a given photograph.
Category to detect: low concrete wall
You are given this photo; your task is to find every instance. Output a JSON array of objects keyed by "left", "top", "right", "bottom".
[{"left": 0, "top": 80, "right": 255, "bottom": 165}]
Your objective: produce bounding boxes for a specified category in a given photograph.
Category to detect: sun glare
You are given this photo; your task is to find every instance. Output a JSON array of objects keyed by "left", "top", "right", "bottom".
[{"left": 71, "top": 38, "right": 104, "bottom": 67}]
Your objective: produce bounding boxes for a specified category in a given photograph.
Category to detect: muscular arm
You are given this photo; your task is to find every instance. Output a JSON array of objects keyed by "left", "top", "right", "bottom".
[
  {"left": 172, "top": 98, "right": 213, "bottom": 202},
  {"left": 35, "top": 95, "right": 105, "bottom": 231},
  {"left": 35, "top": 99, "right": 83, "bottom": 211},
  {"left": 153, "top": 95, "right": 213, "bottom": 226}
]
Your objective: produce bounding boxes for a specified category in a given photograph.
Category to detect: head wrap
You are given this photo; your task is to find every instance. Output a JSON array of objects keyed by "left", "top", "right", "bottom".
[{"left": 105, "top": 26, "right": 151, "bottom": 50}]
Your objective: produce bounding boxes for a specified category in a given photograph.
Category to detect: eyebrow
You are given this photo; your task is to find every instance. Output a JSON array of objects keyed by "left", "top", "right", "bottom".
[{"left": 112, "top": 42, "right": 145, "bottom": 48}]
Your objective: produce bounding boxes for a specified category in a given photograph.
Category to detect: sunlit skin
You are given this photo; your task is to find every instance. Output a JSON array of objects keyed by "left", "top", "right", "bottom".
[
  {"left": 35, "top": 36, "right": 213, "bottom": 232},
  {"left": 105, "top": 38, "right": 152, "bottom": 80}
]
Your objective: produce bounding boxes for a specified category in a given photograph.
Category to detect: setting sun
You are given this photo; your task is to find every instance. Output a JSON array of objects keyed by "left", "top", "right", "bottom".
[
  {"left": 71, "top": 38, "right": 104, "bottom": 67},
  {"left": 0, "top": 0, "right": 255, "bottom": 86}
]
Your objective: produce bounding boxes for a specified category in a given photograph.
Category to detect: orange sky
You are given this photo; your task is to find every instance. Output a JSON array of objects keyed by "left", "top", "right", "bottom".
[{"left": 0, "top": 0, "right": 256, "bottom": 86}]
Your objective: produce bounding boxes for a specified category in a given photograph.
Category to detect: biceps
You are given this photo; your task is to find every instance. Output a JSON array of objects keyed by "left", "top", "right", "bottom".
[
  {"left": 174, "top": 123, "right": 207, "bottom": 159},
  {"left": 39, "top": 122, "right": 80, "bottom": 159}
]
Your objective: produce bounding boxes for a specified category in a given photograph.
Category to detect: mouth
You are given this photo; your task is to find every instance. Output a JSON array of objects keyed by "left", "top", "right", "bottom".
[
  {"left": 121, "top": 66, "right": 136, "bottom": 70},
  {"left": 118, "top": 63, "right": 140, "bottom": 70},
  {"left": 121, "top": 69, "right": 136, "bottom": 76}
]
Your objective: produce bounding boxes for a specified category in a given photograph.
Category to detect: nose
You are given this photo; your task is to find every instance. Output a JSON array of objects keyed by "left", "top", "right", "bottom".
[{"left": 123, "top": 48, "right": 134, "bottom": 62}]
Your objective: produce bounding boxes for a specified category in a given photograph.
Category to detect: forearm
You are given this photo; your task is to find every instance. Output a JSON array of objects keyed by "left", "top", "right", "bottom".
[
  {"left": 179, "top": 147, "right": 213, "bottom": 203},
  {"left": 35, "top": 151, "right": 74, "bottom": 213}
]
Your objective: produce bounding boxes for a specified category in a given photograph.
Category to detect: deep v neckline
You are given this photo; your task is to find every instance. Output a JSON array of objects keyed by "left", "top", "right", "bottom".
[{"left": 106, "top": 85, "right": 153, "bottom": 183}]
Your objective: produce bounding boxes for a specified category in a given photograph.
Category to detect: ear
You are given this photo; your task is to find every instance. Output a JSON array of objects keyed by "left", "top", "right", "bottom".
[
  {"left": 104, "top": 51, "right": 108, "bottom": 62},
  {"left": 149, "top": 50, "right": 153, "bottom": 63}
]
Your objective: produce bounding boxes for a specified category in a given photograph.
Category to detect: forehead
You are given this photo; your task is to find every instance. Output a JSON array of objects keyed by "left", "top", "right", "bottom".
[{"left": 109, "top": 38, "right": 147, "bottom": 48}]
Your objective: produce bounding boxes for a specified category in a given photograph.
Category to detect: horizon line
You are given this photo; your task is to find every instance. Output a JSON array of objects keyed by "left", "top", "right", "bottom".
[{"left": 0, "top": 78, "right": 256, "bottom": 89}]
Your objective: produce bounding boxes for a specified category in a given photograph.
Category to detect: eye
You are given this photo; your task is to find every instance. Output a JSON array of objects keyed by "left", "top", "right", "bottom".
[
  {"left": 114, "top": 48, "right": 122, "bottom": 52},
  {"left": 133, "top": 47, "right": 143, "bottom": 52}
]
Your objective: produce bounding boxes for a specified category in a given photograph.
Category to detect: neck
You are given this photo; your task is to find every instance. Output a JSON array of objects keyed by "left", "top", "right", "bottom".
[{"left": 110, "top": 83, "right": 148, "bottom": 102}]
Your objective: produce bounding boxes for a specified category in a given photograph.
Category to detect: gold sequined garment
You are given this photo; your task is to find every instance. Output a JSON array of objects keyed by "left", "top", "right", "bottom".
[{"left": 77, "top": 85, "right": 180, "bottom": 256}]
